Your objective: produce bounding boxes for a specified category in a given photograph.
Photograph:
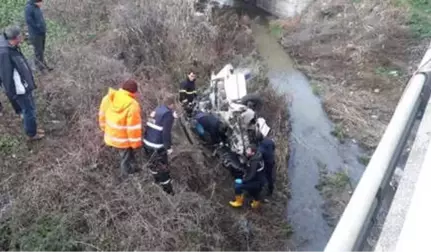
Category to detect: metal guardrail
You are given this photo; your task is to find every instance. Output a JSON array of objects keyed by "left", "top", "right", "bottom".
[{"left": 324, "top": 42, "right": 431, "bottom": 252}]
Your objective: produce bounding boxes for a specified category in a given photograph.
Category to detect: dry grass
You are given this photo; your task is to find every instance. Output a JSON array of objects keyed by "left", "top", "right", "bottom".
[
  {"left": 0, "top": 0, "right": 290, "bottom": 250},
  {"left": 281, "top": 0, "right": 428, "bottom": 149}
]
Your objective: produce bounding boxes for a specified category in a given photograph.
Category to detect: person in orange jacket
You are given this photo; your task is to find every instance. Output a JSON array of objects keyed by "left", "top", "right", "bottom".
[{"left": 99, "top": 79, "right": 142, "bottom": 178}]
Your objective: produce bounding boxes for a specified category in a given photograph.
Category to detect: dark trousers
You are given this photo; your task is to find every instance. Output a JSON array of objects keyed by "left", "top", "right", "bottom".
[
  {"left": 235, "top": 181, "right": 263, "bottom": 201},
  {"left": 15, "top": 92, "right": 37, "bottom": 137},
  {"left": 0, "top": 95, "right": 21, "bottom": 115},
  {"left": 31, "top": 35, "right": 47, "bottom": 71},
  {"left": 144, "top": 146, "right": 174, "bottom": 195},
  {"left": 9, "top": 95, "right": 22, "bottom": 115},
  {"left": 119, "top": 148, "right": 135, "bottom": 177},
  {"left": 265, "top": 163, "right": 275, "bottom": 196}
]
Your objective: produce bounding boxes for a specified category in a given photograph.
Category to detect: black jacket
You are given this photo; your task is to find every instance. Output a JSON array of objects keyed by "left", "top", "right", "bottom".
[
  {"left": 195, "top": 112, "right": 221, "bottom": 139},
  {"left": 179, "top": 78, "right": 197, "bottom": 103},
  {"left": 25, "top": 0, "right": 47, "bottom": 37},
  {"left": 144, "top": 105, "right": 174, "bottom": 150},
  {"left": 259, "top": 138, "right": 275, "bottom": 168},
  {"left": 243, "top": 151, "right": 265, "bottom": 183},
  {"left": 0, "top": 35, "right": 36, "bottom": 99}
]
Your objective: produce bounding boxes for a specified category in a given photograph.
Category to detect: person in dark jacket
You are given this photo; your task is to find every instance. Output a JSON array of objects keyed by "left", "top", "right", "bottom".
[
  {"left": 179, "top": 70, "right": 197, "bottom": 104},
  {"left": 255, "top": 118, "right": 275, "bottom": 198},
  {"left": 0, "top": 26, "right": 44, "bottom": 140},
  {"left": 143, "top": 95, "right": 176, "bottom": 195},
  {"left": 25, "top": 0, "right": 52, "bottom": 73},
  {"left": 259, "top": 137, "right": 276, "bottom": 197},
  {"left": 229, "top": 144, "right": 265, "bottom": 209},
  {"left": 194, "top": 111, "right": 227, "bottom": 146},
  {"left": 179, "top": 70, "right": 197, "bottom": 118}
]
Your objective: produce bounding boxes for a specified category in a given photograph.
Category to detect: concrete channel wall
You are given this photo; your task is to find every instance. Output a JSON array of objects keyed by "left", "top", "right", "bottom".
[{"left": 255, "top": 0, "right": 313, "bottom": 18}]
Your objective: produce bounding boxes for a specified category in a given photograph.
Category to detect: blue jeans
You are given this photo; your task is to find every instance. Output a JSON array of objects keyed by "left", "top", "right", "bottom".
[{"left": 15, "top": 92, "right": 37, "bottom": 137}]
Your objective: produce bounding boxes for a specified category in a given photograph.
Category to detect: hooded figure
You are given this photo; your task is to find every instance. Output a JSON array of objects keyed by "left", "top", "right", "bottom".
[{"left": 99, "top": 79, "right": 142, "bottom": 178}]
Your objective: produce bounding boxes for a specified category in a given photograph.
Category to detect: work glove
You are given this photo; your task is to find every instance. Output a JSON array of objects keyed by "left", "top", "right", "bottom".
[
  {"left": 167, "top": 149, "right": 173, "bottom": 155},
  {"left": 234, "top": 178, "right": 243, "bottom": 189},
  {"left": 173, "top": 111, "right": 178, "bottom": 119}
]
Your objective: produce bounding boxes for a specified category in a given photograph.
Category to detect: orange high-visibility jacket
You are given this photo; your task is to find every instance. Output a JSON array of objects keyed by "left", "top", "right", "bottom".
[{"left": 98, "top": 88, "right": 143, "bottom": 149}]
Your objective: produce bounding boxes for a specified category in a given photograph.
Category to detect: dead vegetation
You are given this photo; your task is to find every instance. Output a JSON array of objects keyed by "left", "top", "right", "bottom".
[
  {"left": 281, "top": 0, "right": 429, "bottom": 149},
  {"left": 0, "top": 0, "right": 290, "bottom": 250}
]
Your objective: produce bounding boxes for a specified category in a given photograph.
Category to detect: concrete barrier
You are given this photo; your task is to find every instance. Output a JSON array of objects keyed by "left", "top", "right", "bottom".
[{"left": 255, "top": 0, "right": 312, "bottom": 18}]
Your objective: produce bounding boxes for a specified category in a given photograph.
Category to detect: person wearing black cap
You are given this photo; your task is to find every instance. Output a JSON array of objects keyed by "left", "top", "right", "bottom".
[
  {"left": 25, "top": 0, "right": 52, "bottom": 73},
  {"left": 0, "top": 25, "right": 44, "bottom": 140}
]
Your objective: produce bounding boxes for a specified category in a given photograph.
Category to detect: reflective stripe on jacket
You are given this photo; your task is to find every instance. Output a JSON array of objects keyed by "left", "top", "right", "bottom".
[
  {"left": 99, "top": 88, "right": 142, "bottom": 149},
  {"left": 143, "top": 105, "right": 174, "bottom": 150},
  {"left": 179, "top": 79, "right": 197, "bottom": 102}
]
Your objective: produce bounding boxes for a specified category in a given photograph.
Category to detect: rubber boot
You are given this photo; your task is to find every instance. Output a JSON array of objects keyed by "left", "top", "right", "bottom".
[
  {"left": 250, "top": 200, "right": 261, "bottom": 209},
  {"left": 229, "top": 194, "right": 244, "bottom": 208}
]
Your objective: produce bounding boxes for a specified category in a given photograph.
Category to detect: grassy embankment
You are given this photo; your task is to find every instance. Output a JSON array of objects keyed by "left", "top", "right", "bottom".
[{"left": 0, "top": 0, "right": 291, "bottom": 250}]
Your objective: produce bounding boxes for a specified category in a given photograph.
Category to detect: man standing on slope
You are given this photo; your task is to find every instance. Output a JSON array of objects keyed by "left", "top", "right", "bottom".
[
  {"left": 99, "top": 79, "right": 142, "bottom": 179},
  {"left": 255, "top": 118, "right": 276, "bottom": 200},
  {"left": 143, "top": 95, "right": 176, "bottom": 195},
  {"left": 179, "top": 70, "right": 197, "bottom": 118},
  {"left": 25, "top": 0, "right": 52, "bottom": 73},
  {"left": 0, "top": 26, "right": 44, "bottom": 140}
]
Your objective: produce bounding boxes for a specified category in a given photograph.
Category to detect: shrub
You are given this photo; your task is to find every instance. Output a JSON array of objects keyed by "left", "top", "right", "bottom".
[{"left": 0, "top": 0, "right": 290, "bottom": 250}]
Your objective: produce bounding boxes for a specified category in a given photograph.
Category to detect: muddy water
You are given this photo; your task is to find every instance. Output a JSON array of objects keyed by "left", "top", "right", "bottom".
[{"left": 250, "top": 22, "right": 366, "bottom": 250}]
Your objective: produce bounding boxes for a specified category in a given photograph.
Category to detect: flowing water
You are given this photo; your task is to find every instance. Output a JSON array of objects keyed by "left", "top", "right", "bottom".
[
  {"left": 251, "top": 21, "right": 366, "bottom": 250},
  {"left": 201, "top": 1, "right": 367, "bottom": 250}
]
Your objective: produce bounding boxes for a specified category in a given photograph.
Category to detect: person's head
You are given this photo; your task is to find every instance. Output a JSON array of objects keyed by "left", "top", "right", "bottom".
[
  {"left": 187, "top": 70, "right": 196, "bottom": 82},
  {"left": 4, "top": 25, "right": 22, "bottom": 46},
  {"left": 246, "top": 144, "right": 257, "bottom": 157},
  {"left": 163, "top": 94, "right": 176, "bottom": 110},
  {"left": 121, "top": 79, "right": 138, "bottom": 94},
  {"left": 34, "top": 0, "right": 43, "bottom": 8}
]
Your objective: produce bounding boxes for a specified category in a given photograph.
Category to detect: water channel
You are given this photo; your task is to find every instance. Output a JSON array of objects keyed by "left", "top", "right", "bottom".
[{"left": 201, "top": 1, "right": 367, "bottom": 250}]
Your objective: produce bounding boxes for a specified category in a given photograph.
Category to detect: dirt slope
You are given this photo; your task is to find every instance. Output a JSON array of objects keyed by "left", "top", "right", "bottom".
[
  {"left": 0, "top": 1, "right": 291, "bottom": 250},
  {"left": 281, "top": 0, "right": 429, "bottom": 149}
]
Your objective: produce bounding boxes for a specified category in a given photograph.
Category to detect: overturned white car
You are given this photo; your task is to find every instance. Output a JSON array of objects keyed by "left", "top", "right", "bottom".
[{"left": 181, "top": 64, "right": 270, "bottom": 177}]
